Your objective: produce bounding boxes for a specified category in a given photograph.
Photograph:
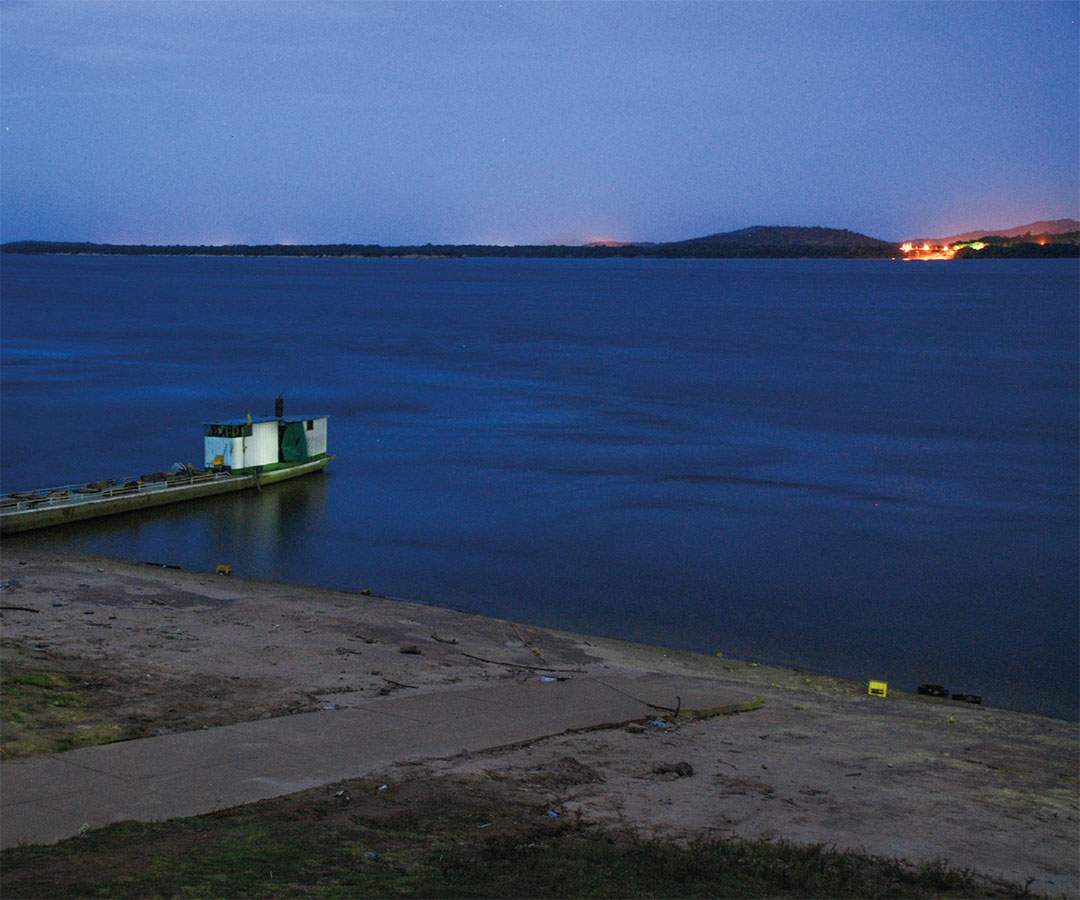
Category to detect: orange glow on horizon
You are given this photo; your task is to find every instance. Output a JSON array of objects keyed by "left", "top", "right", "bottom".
[
  {"left": 899, "top": 240, "right": 957, "bottom": 261},
  {"left": 583, "top": 236, "right": 633, "bottom": 247}
]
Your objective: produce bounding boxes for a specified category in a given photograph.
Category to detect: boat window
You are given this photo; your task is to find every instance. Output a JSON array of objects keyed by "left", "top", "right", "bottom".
[
  {"left": 306, "top": 420, "right": 314, "bottom": 431},
  {"left": 205, "top": 424, "right": 253, "bottom": 438}
]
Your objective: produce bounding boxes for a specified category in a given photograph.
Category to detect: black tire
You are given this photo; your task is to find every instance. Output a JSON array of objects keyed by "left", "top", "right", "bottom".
[{"left": 917, "top": 683, "right": 948, "bottom": 697}]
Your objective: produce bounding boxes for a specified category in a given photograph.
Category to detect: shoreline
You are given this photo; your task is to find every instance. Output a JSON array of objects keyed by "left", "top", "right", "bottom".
[
  {"left": 1, "top": 548, "right": 1077, "bottom": 894},
  {"left": 8, "top": 250, "right": 1076, "bottom": 261},
  {"left": 5, "top": 545, "right": 1065, "bottom": 722}
]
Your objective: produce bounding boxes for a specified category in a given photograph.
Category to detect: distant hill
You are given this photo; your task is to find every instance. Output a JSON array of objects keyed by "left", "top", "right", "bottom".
[
  {"left": 14, "top": 222, "right": 1079, "bottom": 260},
  {"left": 930, "top": 219, "right": 1080, "bottom": 244},
  {"left": 655, "top": 226, "right": 898, "bottom": 258},
  {"left": 670, "top": 225, "right": 894, "bottom": 248},
  {"left": 0, "top": 228, "right": 899, "bottom": 260},
  {"left": 953, "top": 238, "right": 1079, "bottom": 259}
]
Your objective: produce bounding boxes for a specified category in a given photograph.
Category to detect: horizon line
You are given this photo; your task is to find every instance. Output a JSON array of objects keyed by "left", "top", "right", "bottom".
[{"left": 5, "top": 215, "right": 1080, "bottom": 250}]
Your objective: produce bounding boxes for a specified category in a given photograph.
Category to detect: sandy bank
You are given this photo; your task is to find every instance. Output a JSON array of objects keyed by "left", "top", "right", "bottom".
[{"left": 1, "top": 549, "right": 1076, "bottom": 895}]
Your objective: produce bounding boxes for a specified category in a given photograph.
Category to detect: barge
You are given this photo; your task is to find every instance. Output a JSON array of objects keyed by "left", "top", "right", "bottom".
[{"left": 0, "top": 406, "right": 332, "bottom": 535}]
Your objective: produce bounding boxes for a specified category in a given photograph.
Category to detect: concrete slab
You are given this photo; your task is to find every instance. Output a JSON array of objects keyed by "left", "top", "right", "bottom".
[
  {"left": 318, "top": 686, "right": 507, "bottom": 713},
  {"left": 0, "top": 674, "right": 752, "bottom": 849},
  {"left": 223, "top": 731, "right": 411, "bottom": 781},
  {"left": 115, "top": 763, "right": 293, "bottom": 822},
  {"left": 228, "top": 769, "right": 349, "bottom": 799},
  {"left": 352, "top": 688, "right": 506, "bottom": 722},
  {"left": 5, "top": 763, "right": 294, "bottom": 847},
  {"left": 1, "top": 796, "right": 102, "bottom": 848},
  {"left": 227, "top": 707, "right": 414, "bottom": 747},
  {"left": 56, "top": 722, "right": 286, "bottom": 779},
  {"left": 1, "top": 757, "right": 126, "bottom": 807},
  {"left": 477, "top": 681, "right": 655, "bottom": 730}
]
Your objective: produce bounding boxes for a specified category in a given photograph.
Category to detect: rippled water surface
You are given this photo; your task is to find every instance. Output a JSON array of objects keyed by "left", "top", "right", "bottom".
[{"left": 2, "top": 255, "right": 1076, "bottom": 718}]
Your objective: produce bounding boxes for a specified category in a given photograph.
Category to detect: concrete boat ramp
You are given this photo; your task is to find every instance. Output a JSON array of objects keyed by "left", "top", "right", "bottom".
[{"left": 1, "top": 674, "right": 754, "bottom": 848}]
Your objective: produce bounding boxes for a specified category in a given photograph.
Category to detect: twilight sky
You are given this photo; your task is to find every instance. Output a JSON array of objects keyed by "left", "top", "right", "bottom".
[{"left": 1, "top": 1, "right": 1077, "bottom": 245}]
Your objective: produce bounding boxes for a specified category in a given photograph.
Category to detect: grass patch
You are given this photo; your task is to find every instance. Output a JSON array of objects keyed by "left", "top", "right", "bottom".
[
  {"left": 0, "top": 644, "right": 132, "bottom": 757},
  {"left": 0, "top": 775, "right": 1038, "bottom": 899},
  {"left": 431, "top": 835, "right": 1031, "bottom": 899}
]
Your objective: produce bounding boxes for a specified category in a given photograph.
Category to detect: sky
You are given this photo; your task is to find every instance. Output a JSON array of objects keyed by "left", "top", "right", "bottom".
[{"left": 1, "top": 1, "right": 1077, "bottom": 245}]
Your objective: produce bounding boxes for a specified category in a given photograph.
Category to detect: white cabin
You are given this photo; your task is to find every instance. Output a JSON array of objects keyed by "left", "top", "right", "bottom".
[{"left": 203, "top": 415, "right": 328, "bottom": 471}]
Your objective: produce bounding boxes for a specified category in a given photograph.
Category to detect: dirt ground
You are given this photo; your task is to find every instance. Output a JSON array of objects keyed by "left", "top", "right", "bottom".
[{"left": 1, "top": 549, "right": 1076, "bottom": 896}]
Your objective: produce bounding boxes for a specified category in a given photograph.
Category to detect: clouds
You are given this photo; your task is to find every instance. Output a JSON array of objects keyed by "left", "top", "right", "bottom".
[{"left": 2, "top": 1, "right": 1077, "bottom": 244}]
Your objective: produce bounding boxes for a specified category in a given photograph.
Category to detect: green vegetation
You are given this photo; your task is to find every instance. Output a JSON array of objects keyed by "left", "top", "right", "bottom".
[
  {"left": 0, "top": 642, "right": 131, "bottom": 757},
  {"left": 1, "top": 775, "right": 1038, "bottom": 898}
]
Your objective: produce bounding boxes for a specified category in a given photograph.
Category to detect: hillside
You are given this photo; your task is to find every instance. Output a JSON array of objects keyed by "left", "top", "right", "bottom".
[
  {"left": 0, "top": 230, "right": 899, "bottom": 260},
  {"left": 8, "top": 222, "right": 1077, "bottom": 259},
  {"left": 670, "top": 226, "right": 894, "bottom": 248},
  {"left": 952, "top": 233, "right": 1079, "bottom": 258},
  {"left": 655, "top": 226, "right": 898, "bottom": 258},
  {"left": 932, "top": 218, "right": 1080, "bottom": 244}
]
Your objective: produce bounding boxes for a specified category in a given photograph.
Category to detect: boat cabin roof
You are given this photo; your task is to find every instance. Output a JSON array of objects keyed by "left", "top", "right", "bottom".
[{"left": 203, "top": 415, "right": 327, "bottom": 426}]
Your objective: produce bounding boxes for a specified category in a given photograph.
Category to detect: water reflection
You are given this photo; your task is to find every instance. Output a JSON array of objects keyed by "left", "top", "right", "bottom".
[
  {"left": 6, "top": 473, "right": 330, "bottom": 577},
  {"left": 204, "top": 474, "right": 329, "bottom": 558}
]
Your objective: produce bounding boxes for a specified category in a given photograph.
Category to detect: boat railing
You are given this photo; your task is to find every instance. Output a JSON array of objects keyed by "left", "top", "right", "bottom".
[{"left": 0, "top": 469, "right": 241, "bottom": 514}]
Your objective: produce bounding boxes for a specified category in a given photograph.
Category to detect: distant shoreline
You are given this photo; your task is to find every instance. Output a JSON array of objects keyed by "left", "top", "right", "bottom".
[
  {"left": 3, "top": 238, "right": 1076, "bottom": 260},
  {"left": 1, "top": 250, "right": 462, "bottom": 260},
  {"left": 0, "top": 241, "right": 898, "bottom": 260}
]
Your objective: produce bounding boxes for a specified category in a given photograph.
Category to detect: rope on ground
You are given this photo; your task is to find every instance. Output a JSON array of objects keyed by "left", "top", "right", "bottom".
[
  {"left": 510, "top": 622, "right": 548, "bottom": 666},
  {"left": 594, "top": 678, "right": 681, "bottom": 714},
  {"left": 595, "top": 678, "right": 765, "bottom": 719}
]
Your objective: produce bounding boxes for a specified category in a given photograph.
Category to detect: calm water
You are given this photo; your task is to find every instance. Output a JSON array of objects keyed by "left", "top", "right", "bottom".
[{"left": 2, "top": 255, "right": 1076, "bottom": 719}]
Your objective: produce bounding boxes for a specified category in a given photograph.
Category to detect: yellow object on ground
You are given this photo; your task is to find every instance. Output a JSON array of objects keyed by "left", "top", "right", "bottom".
[
  {"left": 215, "top": 565, "right": 231, "bottom": 576},
  {"left": 868, "top": 680, "right": 887, "bottom": 697}
]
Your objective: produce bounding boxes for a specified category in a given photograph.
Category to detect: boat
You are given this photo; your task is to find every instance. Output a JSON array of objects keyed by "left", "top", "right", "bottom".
[{"left": 0, "top": 402, "right": 332, "bottom": 534}]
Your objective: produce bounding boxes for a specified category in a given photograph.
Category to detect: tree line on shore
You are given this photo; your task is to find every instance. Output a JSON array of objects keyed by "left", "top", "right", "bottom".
[
  {"left": 0, "top": 239, "right": 899, "bottom": 259},
  {"left": 2, "top": 231, "right": 1076, "bottom": 259},
  {"left": 952, "top": 233, "right": 1079, "bottom": 258}
]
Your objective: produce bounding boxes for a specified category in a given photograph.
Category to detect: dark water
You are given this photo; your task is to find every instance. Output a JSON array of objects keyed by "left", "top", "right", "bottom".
[{"left": 2, "top": 255, "right": 1076, "bottom": 719}]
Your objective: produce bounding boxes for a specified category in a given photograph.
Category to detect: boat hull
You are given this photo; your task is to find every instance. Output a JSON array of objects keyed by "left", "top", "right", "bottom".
[{"left": 0, "top": 456, "right": 332, "bottom": 535}]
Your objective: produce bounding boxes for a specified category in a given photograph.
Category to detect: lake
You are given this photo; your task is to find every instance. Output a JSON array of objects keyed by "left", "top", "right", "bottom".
[{"left": 2, "top": 254, "right": 1076, "bottom": 719}]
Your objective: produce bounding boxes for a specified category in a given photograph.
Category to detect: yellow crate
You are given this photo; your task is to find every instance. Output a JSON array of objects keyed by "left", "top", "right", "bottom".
[
  {"left": 215, "top": 564, "right": 232, "bottom": 576},
  {"left": 868, "top": 680, "right": 887, "bottom": 698}
]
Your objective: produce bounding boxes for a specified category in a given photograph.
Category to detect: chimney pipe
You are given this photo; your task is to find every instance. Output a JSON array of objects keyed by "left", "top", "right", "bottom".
[{"left": 275, "top": 395, "right": 284, "bottom": 418}]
